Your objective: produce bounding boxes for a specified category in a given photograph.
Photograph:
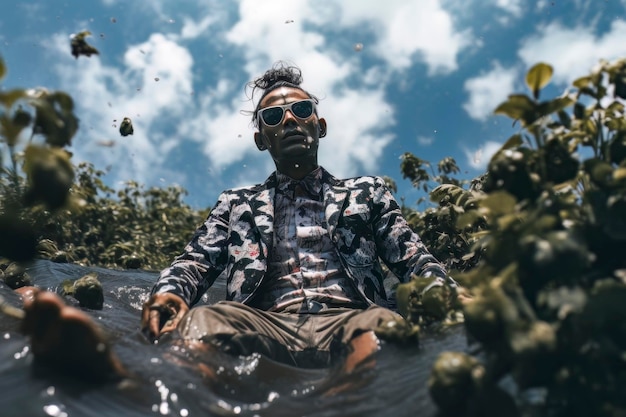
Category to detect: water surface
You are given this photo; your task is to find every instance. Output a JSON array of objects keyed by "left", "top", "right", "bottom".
[{"left": 0, "top": 260, "right": 468, "bottom": 417}]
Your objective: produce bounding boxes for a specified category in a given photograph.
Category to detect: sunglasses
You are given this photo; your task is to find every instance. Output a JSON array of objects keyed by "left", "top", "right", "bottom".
[{"left": 257, "top": 99, "right": 316, "bottom": 127}]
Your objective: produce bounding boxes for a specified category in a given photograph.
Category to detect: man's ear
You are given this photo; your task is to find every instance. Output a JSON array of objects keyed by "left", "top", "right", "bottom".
[
  {"left": 319, "top": 118, "right": 327, "bottom": 138},
  {"left": 254, "top": 131, "right": 267, "bottom": 151}
]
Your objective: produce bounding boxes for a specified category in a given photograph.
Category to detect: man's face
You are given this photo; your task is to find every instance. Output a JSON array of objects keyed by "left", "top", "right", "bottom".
[{"left": 254, "top": 87, "right": 326, "bottom": 168}]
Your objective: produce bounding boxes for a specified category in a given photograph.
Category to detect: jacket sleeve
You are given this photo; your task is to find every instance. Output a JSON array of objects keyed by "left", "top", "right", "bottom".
[
  {"left": 370, "top": 177, "right": 453, "bottom": 286},
  {"left": 150, "top": 192, "right": 231, "bottom": 306}
]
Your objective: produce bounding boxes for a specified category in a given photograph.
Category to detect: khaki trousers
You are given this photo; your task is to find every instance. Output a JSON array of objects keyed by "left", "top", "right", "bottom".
[{"left": 176, "top": 300, "right": 402, "bottom": 368}]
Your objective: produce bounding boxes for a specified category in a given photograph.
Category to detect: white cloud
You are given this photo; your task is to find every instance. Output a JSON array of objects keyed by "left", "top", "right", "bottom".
[
  {"left": 40, "top": 0, "right": 473, "bottom": 203},
  {"left": 463, "top": 61, "right": 517, "bottom": 121},
  {"left": 47, "top": 32, "right": 195, "bottom": 188},
  {"left": 464, "top": 140, "right": 502, "bottom": 170},
  {"left": 495, "top": 0, "right": 523, "bottom": 17},
  {"left": 212, "top": 0, "right": 470, "bottom": 178},
  {"left": 321, "top": 0, "right": 472, "bottom": 74},
  {"left": 179, "top": 15, "right": 218, "bottom": 40},
  {"left": 518, "top": 20, "right": 626, "bottom": 85}
]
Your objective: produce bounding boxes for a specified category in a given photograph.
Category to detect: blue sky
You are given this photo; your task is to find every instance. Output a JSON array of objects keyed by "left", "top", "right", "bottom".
[{"left": 2, "top": 0, "right": 626, "bottom": 208}]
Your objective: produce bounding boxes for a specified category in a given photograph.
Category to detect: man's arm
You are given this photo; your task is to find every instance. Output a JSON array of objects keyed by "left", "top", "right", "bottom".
[
  {"left": 369, "top": 176, "right": 449, "bottom": 283},
  {"left": 141, "top": 192, "right": 231, "bottom": 340}
]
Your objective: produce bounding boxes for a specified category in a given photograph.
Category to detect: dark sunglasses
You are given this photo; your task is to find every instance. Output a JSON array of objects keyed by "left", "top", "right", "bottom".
[{"left": 257, "top": 99, "right": 316, "bottom": 127}]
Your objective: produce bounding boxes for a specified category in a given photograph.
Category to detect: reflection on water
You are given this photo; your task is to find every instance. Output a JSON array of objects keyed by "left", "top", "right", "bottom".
[{"left": 0, "top": 261, "right": 468, "bottom": 417}]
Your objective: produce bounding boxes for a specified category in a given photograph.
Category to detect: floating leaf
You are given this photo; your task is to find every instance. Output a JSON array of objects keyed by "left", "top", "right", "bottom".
[
  {"left": 526, "top": 63, "right": 553, "bottom": 99},
  {"left": 119, "top": 117, "right": 134, "bottom": 136},
  {"left": 70, "top": 31, "right": 100, "bottom": 59}
]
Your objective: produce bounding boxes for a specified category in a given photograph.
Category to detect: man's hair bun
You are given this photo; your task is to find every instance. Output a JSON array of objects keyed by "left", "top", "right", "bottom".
[{"left": 246, "top": 61, "right": 317, "bottom": 127}]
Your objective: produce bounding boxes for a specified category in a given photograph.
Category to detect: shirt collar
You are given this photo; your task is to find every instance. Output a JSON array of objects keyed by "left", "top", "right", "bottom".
[{"left": 276, "top": 166, "right": 324, "bottom": 200}]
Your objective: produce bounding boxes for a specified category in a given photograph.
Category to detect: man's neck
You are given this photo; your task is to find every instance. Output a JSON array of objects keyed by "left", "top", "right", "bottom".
[{"left": 275, "top": 161, "right": 318, "bottom": 180}]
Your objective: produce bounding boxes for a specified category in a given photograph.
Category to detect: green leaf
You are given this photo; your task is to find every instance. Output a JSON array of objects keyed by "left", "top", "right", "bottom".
[
  {"left": 0, "top": 57, "right": 5, "bottom": 81},
  {"left": 0, "top": 89, "right": 27, "bottom": 108},
  {"left": 572, "top": 76, "right": 592, "bottom": 89},
  {"left": 494, "top": 94, "right": 538, "bottom": 126},
  {"left": 526, "top": 63, "right": 553, "bottom": 99},
  {"left": 479, "top": 191, "right": 517, "bottom": 216},
  {"left": 537, "top": 96, "right": 575, "bottom": 117},
  {"left": 430, "top": 183, "right": 465, "bottom": 204},
  {"left": 613, "top": 167, "right": 626, "bottom": 181},
  {"left": 490, "top": 134, "right": 524, "bottom": 163},
  {"left": 584, "top": 158, "right": 613, "bottom": 186},
  {"left": 502, "top": 134, "right": 524, "bottom": 150},
  {"left": 557, "top": 110, "right": 571, "bottom": 128}
]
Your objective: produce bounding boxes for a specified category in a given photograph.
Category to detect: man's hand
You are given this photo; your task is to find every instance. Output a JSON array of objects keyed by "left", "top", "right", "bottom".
[{"left": 141, "top": 293, "right": 189, "bottom": 342}]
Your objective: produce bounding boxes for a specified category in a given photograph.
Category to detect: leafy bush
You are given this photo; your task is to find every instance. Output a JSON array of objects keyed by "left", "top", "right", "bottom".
[{"left": 404, "top": 60, "right": 626, "bottom": 417}]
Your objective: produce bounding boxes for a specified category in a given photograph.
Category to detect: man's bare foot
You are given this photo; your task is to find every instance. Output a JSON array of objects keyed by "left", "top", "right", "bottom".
[
  {"left": 318, "top": 331, "right": 380, "bottom": 397},
  {"left": 342, "top": 330, "right": 379, "bottom": 374},
  {"left": 14, "top": 286, "right": 39, "bottom": 303},
  {"left": 20, "top": 291, "right": 128, "bottom": 384}
]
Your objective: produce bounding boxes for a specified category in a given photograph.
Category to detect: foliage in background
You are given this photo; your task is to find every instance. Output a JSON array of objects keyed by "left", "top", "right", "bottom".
[
  {"left": 31, "top": 162, "right": 209, "bottom": 270},
  {"left": 399, "top": 153, "right": 485, "bottom": 273},
  {"left": 0, "top": 56, "right": 208, "bottom": 272},
  {"left": 0, "top": 55, "right": 78, "bottom": 263},
  {"left": 399, "top": 59, "right": 626, "bottom": 417}
]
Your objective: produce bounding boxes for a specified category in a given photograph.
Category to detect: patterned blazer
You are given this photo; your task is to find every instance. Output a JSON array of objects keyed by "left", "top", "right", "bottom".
[{"left": 152, "top": 167, "right": 448, "bottom": 309}]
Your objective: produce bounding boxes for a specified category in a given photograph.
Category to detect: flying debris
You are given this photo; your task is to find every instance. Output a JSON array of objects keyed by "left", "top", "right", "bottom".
[
  {"left": 96, "top": 140, "right": 115, "bottom": 147},
  {"left": 70, "top": 31, "right": 99, "bottom": 59},
  {"left": 119, "top": 117, "right": 134, "bottom": 137}
]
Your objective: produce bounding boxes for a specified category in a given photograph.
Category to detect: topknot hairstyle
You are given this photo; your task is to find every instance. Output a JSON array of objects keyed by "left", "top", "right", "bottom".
[{"left": 247, "top": 61, "right": 318, "bottom": 127}]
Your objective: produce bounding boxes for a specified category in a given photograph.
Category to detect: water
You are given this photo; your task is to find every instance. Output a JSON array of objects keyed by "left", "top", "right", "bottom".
[{"left": 0, "top": 260, "right": 469, "bottom": 417}]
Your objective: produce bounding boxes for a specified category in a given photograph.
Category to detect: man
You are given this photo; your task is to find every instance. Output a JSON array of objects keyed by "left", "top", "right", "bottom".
[
  {"left": 140, "top": 62, "right": 454, "bottom": 370},
  {"left": 20, "top": 62, "right": 456, "bottom": 381}
]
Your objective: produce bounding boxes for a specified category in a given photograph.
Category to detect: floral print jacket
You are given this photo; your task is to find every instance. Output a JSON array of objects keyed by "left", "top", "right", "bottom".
[{"left": 152, "top": 167, "right": 448, "bottom": 309}]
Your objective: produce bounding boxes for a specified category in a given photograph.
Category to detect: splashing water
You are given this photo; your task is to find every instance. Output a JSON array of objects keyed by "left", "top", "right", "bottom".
[{"left": 0, "top": 260, "right": 468, "bottom": 417}]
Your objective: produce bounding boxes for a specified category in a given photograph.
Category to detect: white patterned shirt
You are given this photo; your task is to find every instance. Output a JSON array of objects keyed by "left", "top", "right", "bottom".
[{"left": 254, "top": 167, "right": 366, "bottom": 312}]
